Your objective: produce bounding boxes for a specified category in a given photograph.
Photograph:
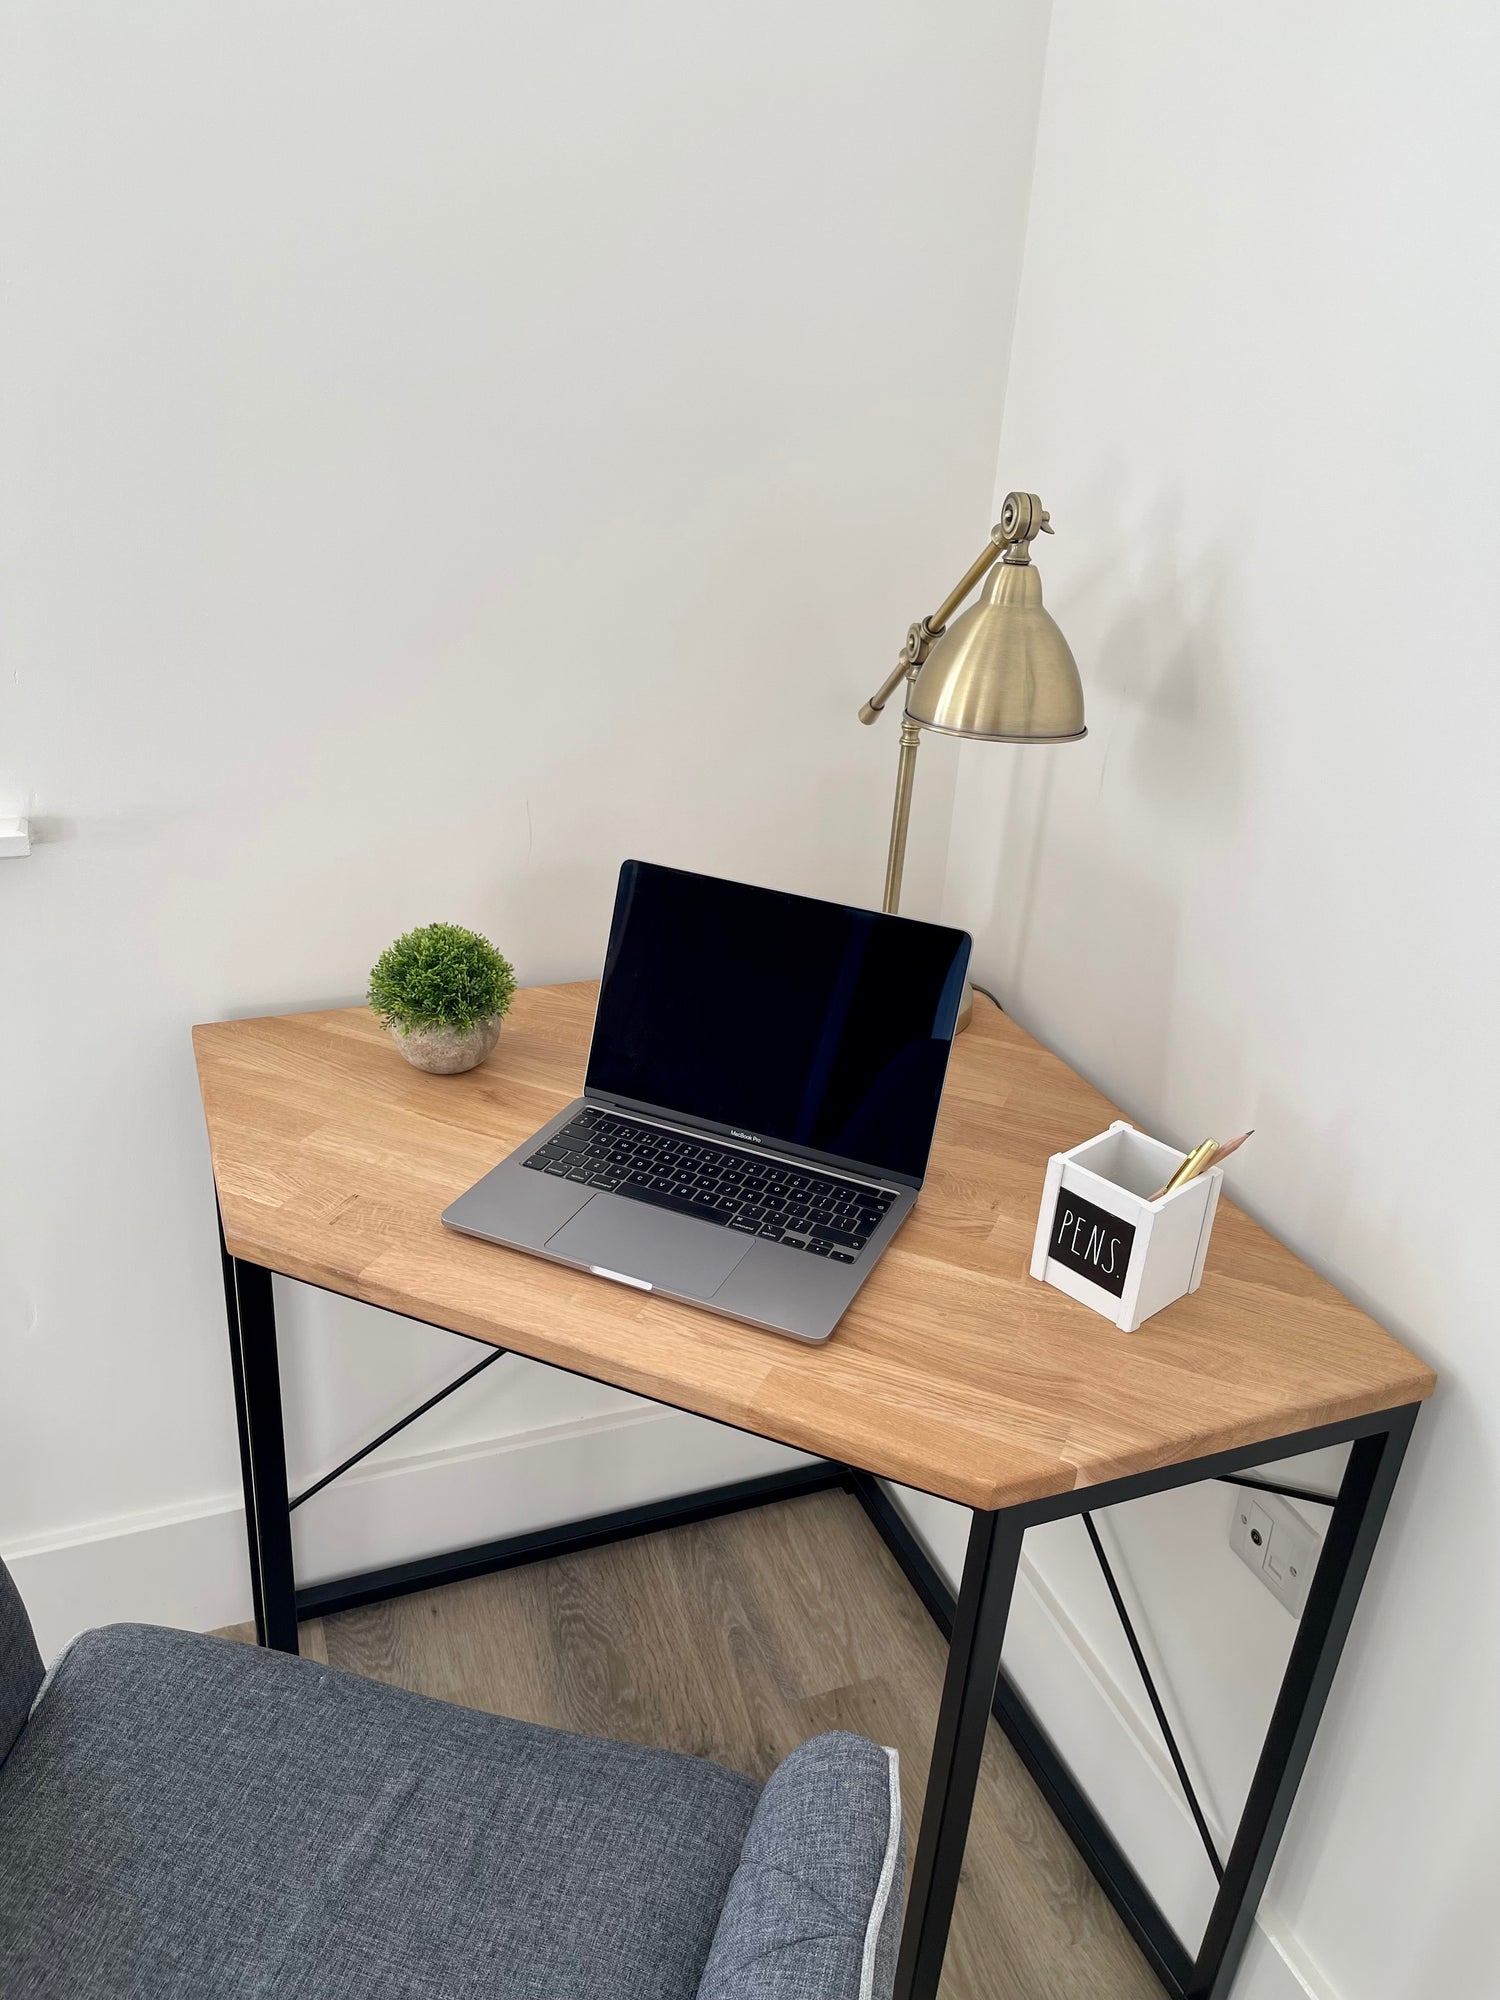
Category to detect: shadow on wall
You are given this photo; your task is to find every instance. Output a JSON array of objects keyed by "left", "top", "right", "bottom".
[
  {"left": 1075, "top": 483, "right": 1249, "bottom": 837},
  {"left": 959, "top": 484, "right": 1264, "bottom": 1113},
  {"left": 1017, "top": 472, "right": 1246, "bottom": 808},
  {"left": 994, "top": 815, "right": 1184, "bottom": 1119}
]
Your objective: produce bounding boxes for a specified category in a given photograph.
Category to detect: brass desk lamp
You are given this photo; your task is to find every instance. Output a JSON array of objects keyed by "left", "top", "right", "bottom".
[{"left": 858, "top": 491, "right": 1086, "bottom": 1029}]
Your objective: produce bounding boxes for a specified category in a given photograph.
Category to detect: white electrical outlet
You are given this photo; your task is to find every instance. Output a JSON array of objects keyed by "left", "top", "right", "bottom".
[
  {"left": 0, "top": 817, "right": 30, "bottom": 858},
  {"left": 1228, "top": 1488, "right": 1321, "bottom": 1616}
]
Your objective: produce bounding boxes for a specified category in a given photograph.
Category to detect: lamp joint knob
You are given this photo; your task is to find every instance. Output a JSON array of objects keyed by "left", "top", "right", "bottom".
[
  {"left": 905, "top": 618, "right": 944, "bottom": 665},
  {"left": 993, "top": 491, "right": 1052, "bottom": 560}
]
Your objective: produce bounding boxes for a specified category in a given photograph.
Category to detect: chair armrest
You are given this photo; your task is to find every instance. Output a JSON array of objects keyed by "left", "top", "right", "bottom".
[
  {"left": 0, "top": 1557, "right": 43, "bottom": 1768},
  {"left": 697, "top": 1732, "right": 904, "bottom": 2000}
]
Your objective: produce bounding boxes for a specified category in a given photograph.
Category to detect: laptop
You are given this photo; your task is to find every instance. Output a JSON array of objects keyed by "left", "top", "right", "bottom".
[{"left": 442, "top": 861, "right": 971, "bottom": 1343}]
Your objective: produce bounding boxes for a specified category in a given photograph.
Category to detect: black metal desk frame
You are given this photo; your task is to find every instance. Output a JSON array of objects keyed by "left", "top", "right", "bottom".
[{"left": 220, "top": 1218, "right": 1417, "bottom": 2000}]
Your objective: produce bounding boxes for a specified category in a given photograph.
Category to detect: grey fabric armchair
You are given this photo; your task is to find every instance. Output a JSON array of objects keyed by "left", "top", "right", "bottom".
[{"left": 0, "top": 1557, "right": 902, "bottom": 2000}]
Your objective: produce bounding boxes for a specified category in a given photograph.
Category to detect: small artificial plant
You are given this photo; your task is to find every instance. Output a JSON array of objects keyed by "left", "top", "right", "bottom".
[{"left": 368, "top": 923, "right": 516, "bottom": 1037}]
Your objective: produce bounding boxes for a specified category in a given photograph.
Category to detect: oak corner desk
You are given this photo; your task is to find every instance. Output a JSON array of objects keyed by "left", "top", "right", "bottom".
[{"left": 194, "top": 984, "right": 1434, "bottom": 2000}]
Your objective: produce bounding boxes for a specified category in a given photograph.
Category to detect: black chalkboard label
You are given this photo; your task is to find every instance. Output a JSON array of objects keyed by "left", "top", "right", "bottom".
[{"left": 1048, "top": 1188, "right": 1135, "bottom": 1298}]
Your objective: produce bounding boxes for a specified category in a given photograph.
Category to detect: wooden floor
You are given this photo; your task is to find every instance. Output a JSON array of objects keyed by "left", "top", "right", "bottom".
[{"left": 220, "top": 1490, "right": 1159, "bottom": 2000}]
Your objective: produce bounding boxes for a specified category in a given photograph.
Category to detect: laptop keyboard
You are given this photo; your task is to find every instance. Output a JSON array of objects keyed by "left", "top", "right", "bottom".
[{"left": 522, "top": 1108, "right": 897, "bottom": 1262}]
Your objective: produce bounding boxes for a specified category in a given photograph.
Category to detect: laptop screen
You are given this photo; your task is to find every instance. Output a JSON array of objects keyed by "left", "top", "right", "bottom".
[{"left": 585, "top": 862, "right": 971, "bottom": 1184}]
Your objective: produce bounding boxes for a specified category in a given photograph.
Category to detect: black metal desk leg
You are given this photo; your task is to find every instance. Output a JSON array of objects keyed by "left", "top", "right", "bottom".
[
  {"left": 895, "top": 1506, "right": 1024, "bottom": 2000},
  {"left": 218, "top": 1241, "right": 298, "bottom": 1655},
  {"left": 217, "top": 1216, "right": 264, "bottom": 1646},
  {"left": 1190, "top": 1405, "right": 1419, "bottom": 2000}
]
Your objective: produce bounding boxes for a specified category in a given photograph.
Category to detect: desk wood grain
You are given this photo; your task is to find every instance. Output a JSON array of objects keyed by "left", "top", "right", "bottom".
[{"left": 194, "top": 985, "right": 1434, "bottom": 1511}]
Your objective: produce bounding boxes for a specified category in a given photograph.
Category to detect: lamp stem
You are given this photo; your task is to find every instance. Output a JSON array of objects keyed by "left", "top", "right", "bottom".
[
  {"left": 882, "top": 715, "right": 923, "bottom": 915},
  {"left": 881, "top": 715, "right": 975, "bottom": 1031}
]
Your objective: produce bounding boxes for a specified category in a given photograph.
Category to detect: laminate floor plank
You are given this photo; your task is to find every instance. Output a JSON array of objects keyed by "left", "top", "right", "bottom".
[{"left": 217, "top": 1490, "right": 1161, "bottom": 2000}]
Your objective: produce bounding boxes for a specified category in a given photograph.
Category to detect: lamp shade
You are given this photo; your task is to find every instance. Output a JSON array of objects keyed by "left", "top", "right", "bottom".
[{"left": 905, "top": 558, "right": 1086, "bottom": 743}]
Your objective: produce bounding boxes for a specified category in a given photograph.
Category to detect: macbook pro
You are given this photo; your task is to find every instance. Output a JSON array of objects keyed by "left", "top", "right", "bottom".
[{"left": 442, "top": 861, "right": 971, "bottom": 1342}]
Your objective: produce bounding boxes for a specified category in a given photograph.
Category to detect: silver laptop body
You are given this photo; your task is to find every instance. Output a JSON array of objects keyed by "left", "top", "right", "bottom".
[{"left": 443, "top": 862, "right": 971, "bottom": 1344}]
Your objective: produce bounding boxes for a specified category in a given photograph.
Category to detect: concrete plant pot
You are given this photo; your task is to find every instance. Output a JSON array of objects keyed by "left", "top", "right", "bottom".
[{"left": 389, "top": 1016, "right": 502, "bottom": 1075}]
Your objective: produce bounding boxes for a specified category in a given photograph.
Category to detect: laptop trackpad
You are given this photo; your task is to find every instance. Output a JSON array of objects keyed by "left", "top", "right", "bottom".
[{"left": 545, "top": 1194, "right": 753, "bottom": 1296}]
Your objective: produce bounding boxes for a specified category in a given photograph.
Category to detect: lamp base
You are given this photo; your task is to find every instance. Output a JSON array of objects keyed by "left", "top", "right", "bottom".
[{"left": 955, "top": 979, "right": 974, "bottom": 1034}]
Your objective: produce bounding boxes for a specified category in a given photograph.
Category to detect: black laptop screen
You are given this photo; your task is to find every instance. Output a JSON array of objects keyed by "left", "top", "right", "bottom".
[{"left": 585, "top": 862, "right": 971, "bottom": 1184}]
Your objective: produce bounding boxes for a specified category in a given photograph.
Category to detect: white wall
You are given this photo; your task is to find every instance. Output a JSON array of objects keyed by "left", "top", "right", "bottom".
[
  {"left": 0, "top": 1, "right": 1050, "bottom": 1649},
  {"left": 931, "top": 4, "right": 1500, "bottom": 1996}
]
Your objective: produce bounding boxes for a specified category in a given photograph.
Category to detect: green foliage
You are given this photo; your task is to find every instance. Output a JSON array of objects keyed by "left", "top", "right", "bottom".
[{"left": 368, "top": 923, "right": 516, "bottom": 1035}]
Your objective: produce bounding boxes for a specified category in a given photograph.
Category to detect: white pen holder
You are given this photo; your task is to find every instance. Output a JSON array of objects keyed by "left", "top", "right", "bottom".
[{"left": 1030, "top": 1121, "right": 1223, "bottom": 1333}]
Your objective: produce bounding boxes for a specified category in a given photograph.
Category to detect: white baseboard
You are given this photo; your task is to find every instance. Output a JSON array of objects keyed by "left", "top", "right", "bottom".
[
  {"left": 1235, "top": 1921, "right": 1334, "bottom": 2000},
  {"left": 881, "top": 1484, "right": 1339, "bottom": 2000},
  {"left": 6, "top": 1499, "right": 256, "bottom": 1664},
  {"left": 4, "top": 1404, "right": 810, "bottom": 1661}
]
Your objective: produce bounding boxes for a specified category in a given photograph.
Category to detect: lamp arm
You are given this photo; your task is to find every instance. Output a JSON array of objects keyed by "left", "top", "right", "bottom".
[
  {"left": 857, "top": 532, "right": 1003, "bottom": 725},
  {"left": 858, "top": 654, "right": 921, "bottom": 728},
  {"left": 856, "top": 491, "right": 1054, "bottom": 725}
]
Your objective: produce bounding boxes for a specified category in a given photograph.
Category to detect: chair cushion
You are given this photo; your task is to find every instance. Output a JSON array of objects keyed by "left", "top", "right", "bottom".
[
  {"left": 0, "top": 1623, "right": 759, "bottom": 2000},
  {"left": 0, "top": 1557, "right": 42, "bottom": 1769},
  {"left": 696, "top": 1733, "right": 904, "bottom": 2000}
]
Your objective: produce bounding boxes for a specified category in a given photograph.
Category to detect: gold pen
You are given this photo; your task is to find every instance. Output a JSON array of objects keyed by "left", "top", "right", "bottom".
[{"left": 1152, "top": 1138, "right": 1218, "bottom": 1203}]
